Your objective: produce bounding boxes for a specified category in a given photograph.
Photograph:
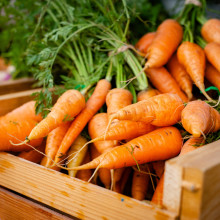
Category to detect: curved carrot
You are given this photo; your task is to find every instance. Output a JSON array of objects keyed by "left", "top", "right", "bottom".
[
  {"left": 205, "top": 62, "right": 220, "bottom": 91},
  {"left": 177, "top": 41, "right": 213, "bottom": 102},
  {"left": 204, "top": 42, "right": 220, "bottom": 73},
  {"left": 145, "top": 67, "right": 188, "bottom": 102},
  {"left": 137, "top": 88, "right": 160, "bottom": 102},
  {"left": 144, "top": 19, "right": 183, "bottom": 68},
  {"left": 54, "top": 79, "right": 111, "bottom": 164},
  {"left": 201, "top": 18, "right": 220, "bottom": 44},
  {"left": 61, "top": 126, "right": 183, "bottom": 170},
  {"left": 27, "top": 89, "right": 85, "bottom": 141},
  {"left": 109, "top": 93, "right": 184, "bottom": 127},
  {"left": 167, "top": 53, "right": 193, "bottom": 100},
  {"left": 135, "top": 32, "right": 156, "bottom": 56},
  {"left": 181, "top": 100, "right": 220, "bottom": 137}
]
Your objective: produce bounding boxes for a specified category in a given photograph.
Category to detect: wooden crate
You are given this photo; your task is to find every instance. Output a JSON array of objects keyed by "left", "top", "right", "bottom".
[{"left": 0, "top": 89, "right": 220, "bottom": 220}]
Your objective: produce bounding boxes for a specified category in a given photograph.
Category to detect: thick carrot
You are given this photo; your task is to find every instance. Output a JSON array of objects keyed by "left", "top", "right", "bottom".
[
  {"left": 61, "top": 126, "right": 183, "bottom": 170},
  {"left": 144, "top": 19, "right": 183, "bottom": 68},
  {"left": 135, "top": 32, "right": 156, "bottom": 56},
  {"left": 204, "top": 42, "right": 220, "bottom": 73},
  {"left": 131, "top": 164, "right": 150, "bottom": 201},
  {"left": 109, "top": 93, "right": 184, "bottom": 127},
  {"left": 167, "top": 53, "right": 193, "bottom": 100},
  {"left": 54, "top": 79, "right": 111, "bottom": 164},
  {"left": 145, "top": 67, "right": 188, "bottom": 102},
  {"left": 181, "top": 100, "right": 220, "bottom": 137},
  {"left": 106, "top": 88, "right": 133, "bottom": 116},
  {"left": 177, "top": 41, "right": 213, "bottom": 102},
  {"left": 27, "top": 89, "right": 85, "bottom": 141},
  {"left": 205, "top": 62, "right": 220, "bottom": 91},
  {"left": 201, "top": 18, "right": 220, "bottom": 44},
  {"left": 137, "top": 88, "right": 160, "bottom": 102}
]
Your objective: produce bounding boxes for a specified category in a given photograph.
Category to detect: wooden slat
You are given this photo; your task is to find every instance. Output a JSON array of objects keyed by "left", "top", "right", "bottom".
[
  {"left": 0, "top": 187, "right": 74, "bottom": 220},
  {"left": 0, "top": 153, "right": 177, "bottom": 220},
  {"left": 0, "top": 77, "right": 36, "bottom": 95}
]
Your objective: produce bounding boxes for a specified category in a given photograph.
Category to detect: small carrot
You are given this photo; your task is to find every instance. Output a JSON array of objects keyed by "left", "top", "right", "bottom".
[
  {"left": 152, "top": 160, "right": 165, "bottom": 182},
  {"left": 54, "top": 79, "right": 111, "bottom": 164},
  {"left": 167, "top": 53, "right": 193, "bottom": 100},
  {"left": 108, "top": 93, "right": 184, "bottom": 127},
  {"left": 60, "top": 126, "right": 183, "bottom": 170},
  {"left": 204, "top": 42, "right": 220, "bottom": 73},
  {"left": 177, "top": 41, "right": 213, "bottom": 102},
  {"left": 144, "top": 19, "right": 183, "bottom": 68},
  {"left": 201, "top": 18, "right": 220, "bottom": 44},
  {"left": 137, "top": 88, "right": 160, "bottom": 102},
  {"left": 145, "top": 67, "right": 188, "bottom": 102},
  {"left": 181, "top": 100, "right": 220, "bottom": 137},
  {"left": 135, "top": 32, "right": 156, "bottom": 56},
  {"left": 205, "top": 62, "right": 220, "bottom": 91}
]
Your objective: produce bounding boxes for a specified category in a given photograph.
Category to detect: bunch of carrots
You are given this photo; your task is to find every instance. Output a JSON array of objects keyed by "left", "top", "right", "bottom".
[{"left": 0, "top": 0, "right": 220, "bottom": 206}]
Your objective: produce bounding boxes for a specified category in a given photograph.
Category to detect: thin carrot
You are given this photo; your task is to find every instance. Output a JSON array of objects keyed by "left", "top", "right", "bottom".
[
  {"left": 137, "top": 88, "right": 160, "bottom": 102},
  {"left": 60, "top": 126, "right": 183, "bottom": 170},
  {"left": 204, "top": 42, "right": 220, "bottom": 73},
  {"left": 54, "top": 79, "right": 111, "bottom": 164},
  {"left": 205, "top": 62, "right": 220, "bottom": 91},
  {"left": 201, "top": 18, "right": 220, "bottom": 44},
  {"left": 144, "top": 19, "right": 183, "bottom": 69},
  {"left": 152, "top": 160, "right": 165, "bottom": 182},
  {"left": 145, "top": 67, "right": 188, "bottom": 102},
  {"left": 181, "top": 100, "right": 220, "bottom": 137},
  {"left": 177, "top": 41, "right": 213, "bottom": 102},
  {"left": 167, "top": 53, "right": 193, "bottom": 100},
  {"left": 135, "top": 32, "right": 156, "bottom": 57},
  {"left": 108, "top": 93, "right": 184, "bottom": 127}
]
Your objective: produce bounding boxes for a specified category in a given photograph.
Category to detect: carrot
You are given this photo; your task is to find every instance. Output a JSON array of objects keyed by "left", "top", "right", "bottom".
[
  {"left": 181, "top": 100, "right": 220, "bottom": 137},
  {"left": 201, "top": 18, "right": 220, "bottom": 44},
  {"left": 167, "top": 53, "right": 193, "bottom": 100},
  {"left": 151, "top": 137, "right": 205, "bottom": 206},
  {"left": 0, "top": 119, "right": 43, "bottom": 152},
  {"left": 61, "top": 126, "right": 183, "bottom": 171},
  {"left": 137, "top": 88, "right": 160, "bottom": 102},
  {"left": 204, "top": 42, "right": 220, "bottom": 73},
  {"left": 108, "top": 93, "right": 184, "bottom": 127},
  {"left": 131, "top": 164, "right": 150, "bottom": 201},
  {"left": 53, "top": 79, "right": 111, "bottom": 164},
  {"left": 205, "top": 62, "right": 220, "bottom": 91},
  {"left": 135, "top": 32, "right": 156, "bottom": 56},
  {"left": 18, "top": 140, "right": 46, "bottom": 163},
  {"left": 144, "top": 19, "right": 183, "bottom": 68},
  {"left": 76, "top": 150, "right": 93, "bottom": 182},
  {"left": 40, "top": 156, "right": 61, "bottom": 171},
  {"left": 25, "top": 89, "right": 85, "bottom": 142},
  {"left": 152, "top": 160, "right": 165, "bottom": 181},
  {"left": 145, "top": 67, "right": 188, "bottom": 102},
  {"left": 177, "top": 41, "right": 213, "bottom": 102},
  {"left": 106, "top": 88, "right": 133, "bottom": 116},
  {"left": 43, "top": 122, "right": 71, "bottom": 168}
]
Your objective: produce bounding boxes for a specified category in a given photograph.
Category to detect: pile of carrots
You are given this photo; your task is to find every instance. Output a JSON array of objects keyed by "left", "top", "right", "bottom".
[{"left": 0, "top": 16, "right": 220, "bottom": 207}]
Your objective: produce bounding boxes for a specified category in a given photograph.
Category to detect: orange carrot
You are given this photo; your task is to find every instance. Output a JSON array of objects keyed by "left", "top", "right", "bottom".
[
  {"left": 54, "top": 79, "right": 111, "bottom": 164},
  {"left": 18, "top": 140, "right": 46, "bottom": 163},
  {"left": 152, "top": 160, "right": 165, "bottom": 181},
  {"left": 137, "top": 88, "right": 160, "bottom": 102},
  {"left": 109, "top": 93, "right": 184, "bottom": 127},
  {"left": 177, "top": 41, "right": 213, "bottom": 102},
  {"left": 144, "top": 19, "right": 183, "bottom": 68},
  {"left": 167, "top": 53, "right": 193, "bottom": 100},
  {"left": 61, "top": 126, "right": 183, "bottom": 170},
  {"left": 40, "top": 156, "right": 61, "bottom": 171},
  {"left": 201, "top": 18, "right": 220, "bottom": 44},
  {"left": 204, "top": 42, "right": 220, "bottom": 73},
  {"left": 131, "top": 164, "right": 150, "bottom": 201},
  {"left": 145, "top": 67, "right": 188, "bottom": 102},
  {"left": 181, "top": 100, "right": 220, "bottom": 137},
  {"left": 205, "top": 62, "right": 220, "bottom": 91},
  {"left": 135, "top": 32, "right": 156, "bottom": 56},
  {"left": 151, "top": 173, "right": 164, "bottom": 206},
  {"left": 26, "top": 89, "right": 85, "bottom": 141}
]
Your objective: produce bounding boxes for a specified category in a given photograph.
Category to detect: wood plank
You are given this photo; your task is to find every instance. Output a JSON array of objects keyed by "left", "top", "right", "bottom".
[
  {"left": 0, "top": 153, "right": 177, "bottom": 220},
  {"left": 0, "top": 78, "right": 36, "bottom": 95},
  {"left": 0, "top": 187, "right": 74, "bottom": 220}
]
